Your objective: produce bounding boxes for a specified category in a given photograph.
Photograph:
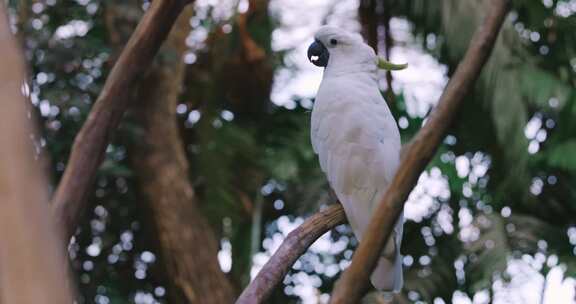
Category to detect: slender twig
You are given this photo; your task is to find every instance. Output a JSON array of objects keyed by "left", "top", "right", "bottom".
[
  {"left": 51, "top": 0, "right": 192, "bottom": 240},
  {"left": 330, "top": 1, "right": 510, "bottom": 302},
  {"left": 236, "top": 204, "right": 346, "bottom": 304}
]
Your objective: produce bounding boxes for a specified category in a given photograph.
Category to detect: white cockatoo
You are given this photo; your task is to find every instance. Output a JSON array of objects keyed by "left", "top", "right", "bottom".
[{"left": 307, "top": 26, "right": 406, "bottom": 292}]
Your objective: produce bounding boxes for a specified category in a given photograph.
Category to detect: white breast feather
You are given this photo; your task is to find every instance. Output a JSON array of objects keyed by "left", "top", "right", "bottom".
[{"left": 311, "top": 74, "right": 403, "bottom": 292}]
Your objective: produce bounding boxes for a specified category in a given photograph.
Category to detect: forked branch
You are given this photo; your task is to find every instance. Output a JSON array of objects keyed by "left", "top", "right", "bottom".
[
  {"left": 51, "top": 0, "right": 193, "bottom": 240},
  {"left": 237, "top": 0, "right": 510, "bottom": 302}
]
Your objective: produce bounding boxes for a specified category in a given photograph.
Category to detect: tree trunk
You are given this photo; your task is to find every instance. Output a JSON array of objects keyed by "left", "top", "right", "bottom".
[
  {"left": 128, "top": 6, "right": 235, "bottom": 304},
  {"left": 0, "top": 3, "right": 74, "bottom": 303},
  {"left": 359, "top": 0, "right": 379, "bottom": 52}
]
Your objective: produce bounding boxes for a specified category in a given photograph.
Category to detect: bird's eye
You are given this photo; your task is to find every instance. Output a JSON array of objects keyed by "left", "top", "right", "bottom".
[{"left": 330, "top": 38, "right": 338, "bottom": 46}]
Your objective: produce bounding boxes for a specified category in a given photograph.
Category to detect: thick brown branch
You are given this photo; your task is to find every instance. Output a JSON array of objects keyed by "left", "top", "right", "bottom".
[
  {"left": 51, "top": 0, "right": 191, "bottom": 240},
  {"left": 0, "top": 3, "right": 74, "bottom": 302},
  {"left": 330, "top": 0, "right": 510, "bottom": 302},
  {"left": 235, "top": 204, "right": 346, "bottom": 304}
]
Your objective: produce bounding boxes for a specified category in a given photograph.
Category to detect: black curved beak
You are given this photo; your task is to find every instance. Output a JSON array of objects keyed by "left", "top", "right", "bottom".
[{"left": 307, "top": 40, "right": 329, "bottom": 67}]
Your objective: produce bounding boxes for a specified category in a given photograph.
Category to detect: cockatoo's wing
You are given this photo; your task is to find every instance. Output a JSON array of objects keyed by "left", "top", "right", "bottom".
[
  {"left": 311, "top": 77, "right": 400, "bottom": 211},
  {"left": 311, "top": 77, "right": 403, "bottom": 291}
]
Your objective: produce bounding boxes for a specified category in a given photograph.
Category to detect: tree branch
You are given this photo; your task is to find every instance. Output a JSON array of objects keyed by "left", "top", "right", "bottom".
[
  {"left": 235, "top": 204, "right": 346, "bottom": 304},
  {"left": 235, "top": 0, "right": 509, "bottom": 302},
  {"left": 0, "top": 3, "right": 74, "bottom": 302},
  {"left": 51, "top": 0, "right": 192, "bottom": 240},
  {"left": 124, "top": 5, "right": 237, "bottom": 302},
  {"left": 358, "top": 0, "right": 379, "bottom": 52},
  {"left": 330, "top": 0, "right": 510, "bottom": 302},
  {"left": 382, "top": 0, "right": 396, "bottom": 105}
]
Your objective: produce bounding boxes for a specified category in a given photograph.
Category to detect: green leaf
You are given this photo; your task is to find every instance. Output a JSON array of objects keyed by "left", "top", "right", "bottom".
[
  {"left": 546, "top": 140, "right": 576, "bottom": 171},
  {"left": 519, "top": 65, "right": 570, "bottom": 108}
]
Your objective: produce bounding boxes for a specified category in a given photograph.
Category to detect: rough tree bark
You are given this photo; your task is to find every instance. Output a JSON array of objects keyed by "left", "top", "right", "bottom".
[
  {"left": 331, "top": 0, "right": 510, "bottom": 302},
  {"left": 51, "top": 0, "right": 193, "bottom": 241},
  {"left": 237, "top": 0, "right": 509, "bottom": 302},
  {"left": 0, "top": 4, "right": 74, "bottom": 303},
  {"left": 128, "top": 6, "right": 236, "bottom": 304}
]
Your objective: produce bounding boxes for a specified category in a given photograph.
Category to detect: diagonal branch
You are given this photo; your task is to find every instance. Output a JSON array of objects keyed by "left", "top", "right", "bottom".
[
  {"left": 51, "top": 0, "right": 193, "bottom": 240},
  {"left": 236, "top": 0, "right": 510, "bottom": 302},
  {"left": 330, "top": 0, "right": 510, "bottom": 302},
  {"left": 235, "top": 204, "right": 346, "bottom": 304}
]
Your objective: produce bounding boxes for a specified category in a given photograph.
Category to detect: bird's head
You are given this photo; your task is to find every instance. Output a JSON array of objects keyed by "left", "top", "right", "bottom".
[{"left": 307, "top": 26, "right": 407, "bottom": 71}]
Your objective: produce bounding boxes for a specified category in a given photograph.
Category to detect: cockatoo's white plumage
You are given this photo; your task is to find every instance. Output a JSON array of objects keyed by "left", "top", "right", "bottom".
[{"left": 308, "top": 26, "right": 404, "bottom": 292}]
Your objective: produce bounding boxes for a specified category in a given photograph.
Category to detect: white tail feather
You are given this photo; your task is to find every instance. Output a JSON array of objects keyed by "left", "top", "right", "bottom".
[
  {"left": 370, "top": 254, "right": 403, "bottom": 292},
  {"left": 339, "top": 192, "right": 405, "bottom": 293}
]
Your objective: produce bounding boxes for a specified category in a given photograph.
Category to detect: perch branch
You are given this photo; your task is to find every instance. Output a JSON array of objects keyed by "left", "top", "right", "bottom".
[
  {"left": 236, "top": 204, "right": 346, "bottom": 304},
  {"left": 51, "top": 0, "right": 192, "bottom": 240},
  {"left": 330, "top": 0, "right": 510, "bottom": 302}
]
